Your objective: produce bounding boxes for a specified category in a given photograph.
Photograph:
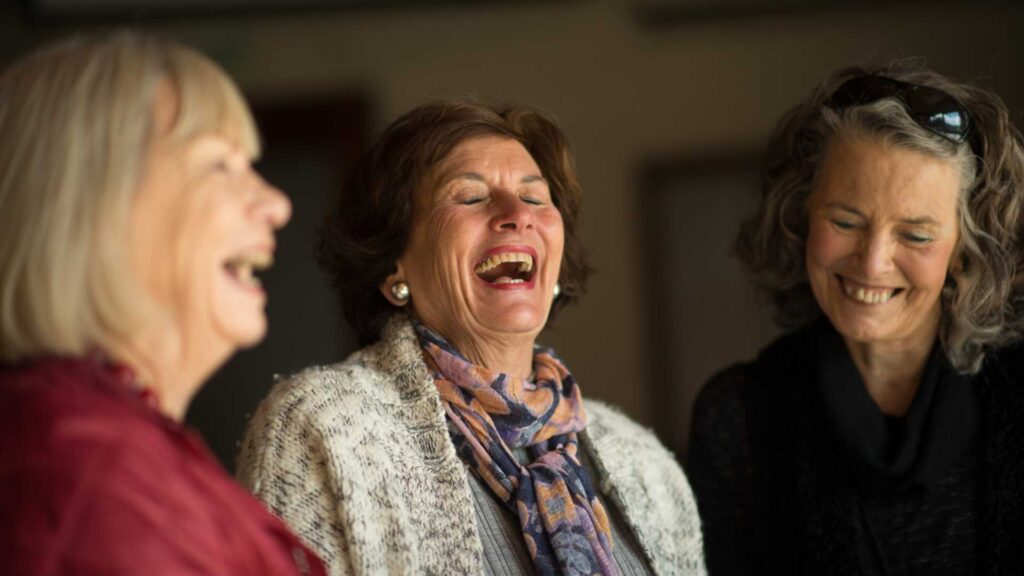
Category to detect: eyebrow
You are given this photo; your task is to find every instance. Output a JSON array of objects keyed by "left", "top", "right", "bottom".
[
  {"left": 824, "top": 203, "right": 941, "bottom": 226},
  {"left": 446, "top": 172, "right": 547, "bottom": 185}
]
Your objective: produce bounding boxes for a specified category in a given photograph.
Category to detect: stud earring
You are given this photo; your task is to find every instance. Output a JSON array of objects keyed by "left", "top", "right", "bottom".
[
  {"left": 390, "top": 281, "right": 410, "bottom": 303},
  {"left": 553, "top": 283, "right": 561, "bottom": 298}
]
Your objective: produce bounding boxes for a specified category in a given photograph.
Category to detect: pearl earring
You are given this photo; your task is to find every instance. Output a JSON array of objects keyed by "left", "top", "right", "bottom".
[
  {"left": 553, "top": 283, "right": 561, "bottom": 298},
  {"left": 390, "top": 281, "right": 410, "bottom": 303}
]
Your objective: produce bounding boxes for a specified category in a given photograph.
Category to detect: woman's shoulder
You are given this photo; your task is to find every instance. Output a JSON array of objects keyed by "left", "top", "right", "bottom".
[
  {"left": 700, "top": 327, "right": 817, "bottom": 401},
  {"left": 692, "top": 327, "right": 820, "bottom": 448},
  {"left": 238, "top": 316, "right": 438, "bottom": 478},
  {"left": 983, "top": 339, "right": 1024, "bottom": 377},
  {"left": 261, "top": 352, "right": 385, "bottom": 415},
  {"left": 700, "top": 363, "right": 749, "bottom": 407},
  {"left": 974, "top": 341, "right": 1024, "bottom": 420},
  {"left": 582, "top": 399, "right": 688, "bottom": 493},
  {"left": 0, "top": 359, "right": 188, "bottom": 473},
  {"left": 243, "top": 351, "right": 407, "bottom": 450},
  {"left": 253, "top": 317, "right": 430, "bottom": 424},
  {"left": 0, "top": 363, "right": 257, "bottom": 572},
  {"left": 583, "top": 399, "right": 672, "bottom": 456}
]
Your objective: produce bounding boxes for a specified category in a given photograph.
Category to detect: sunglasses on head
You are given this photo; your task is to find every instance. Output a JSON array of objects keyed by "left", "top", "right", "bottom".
[{"left": 826, "top": 74, "right": 974, "bottom": 148}]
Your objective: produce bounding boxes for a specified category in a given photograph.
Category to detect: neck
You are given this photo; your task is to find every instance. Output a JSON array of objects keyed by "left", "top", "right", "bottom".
[
  {"left": 438, "top": 327, "right": 536, "bottom": 379},
  {"left": 117, "top": 322, "right": 226, "bottom": 421},
  {"left": 843, "top": 329, "right": 937, "bottom": 417}
]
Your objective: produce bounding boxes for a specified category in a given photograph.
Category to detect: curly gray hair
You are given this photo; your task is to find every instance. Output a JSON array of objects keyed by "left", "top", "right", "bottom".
[{"left": 737, "top": 61, "right": 1024, "bottom": 373}]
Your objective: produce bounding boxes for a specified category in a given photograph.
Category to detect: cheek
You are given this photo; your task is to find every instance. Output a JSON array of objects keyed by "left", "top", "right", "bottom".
[
  {"left": 540, "top": 209, "right": 565, "bottom": 258},
  {"left": 806, "top": 221, "right": 842, "bottom": 273},
  {"left": 404, "top": 208, "right": 473, "bottom": 281},
  {"left": 173, "top": 192, "right": 233, "bottom": 305},
  {"left": 903, "top": 245, "right": 956, "bottom": 292},
  {"left": 431, "top": 210, "right": 471, "bottom": 254},
  {"left": 131, "top": 195, "right": 195, "bottom": 301}
]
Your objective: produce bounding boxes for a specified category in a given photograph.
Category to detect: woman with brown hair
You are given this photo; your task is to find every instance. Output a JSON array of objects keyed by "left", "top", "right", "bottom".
[
  {"left": 0, "top": 31, "right": 325, "bottom": 575},
  {"left": 688, "top": 61, "right": 1024, "bottom": 574},
  {"left": 238, "top": 101, "right": 706, "bottom": 575}
]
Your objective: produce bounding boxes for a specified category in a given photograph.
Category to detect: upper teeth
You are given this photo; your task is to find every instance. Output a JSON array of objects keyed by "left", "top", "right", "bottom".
[
  {"left": 844, "top": 282, "right": 894, "bottom": 304},
  {"left": 226, "top": 252, "right": 273, "bottom": 287},
  {"left": 474, "top": 252, "right": 533, "bottom": 275}
]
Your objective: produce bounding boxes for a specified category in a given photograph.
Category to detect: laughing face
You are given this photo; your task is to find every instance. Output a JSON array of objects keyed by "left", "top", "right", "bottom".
[
  {"left": 806, "top": 135, "right": 961, "bottom": 350},
  {"left": 129, "top": 82, "right": 291, "bottom": 368},
  {"left": 388, "top": 135, "right": 564, "bottom": 353}
]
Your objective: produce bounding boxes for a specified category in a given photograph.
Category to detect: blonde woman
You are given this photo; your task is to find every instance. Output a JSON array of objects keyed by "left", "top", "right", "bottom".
[{"left": 0, "top": 32, "right": 325, "bottom": 575}]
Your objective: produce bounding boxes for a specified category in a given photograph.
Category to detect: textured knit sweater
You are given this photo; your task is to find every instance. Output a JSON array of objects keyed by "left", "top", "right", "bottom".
[{"left": 238, "top": 315, "right": 706, "bottom": 576}]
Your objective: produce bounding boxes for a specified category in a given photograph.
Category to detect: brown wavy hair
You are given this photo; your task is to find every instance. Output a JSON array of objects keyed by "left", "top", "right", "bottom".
[
  {"left": 736, "top": 60, "right": 1024, "bottom": 373},
  {"left": 317, "top": 100, "right": 590, "bottom": 345}
]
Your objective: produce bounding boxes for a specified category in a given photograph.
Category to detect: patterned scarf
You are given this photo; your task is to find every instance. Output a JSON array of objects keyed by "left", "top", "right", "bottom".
[{"left": 414, "top": 322, "right": 620, "bottom": 576}]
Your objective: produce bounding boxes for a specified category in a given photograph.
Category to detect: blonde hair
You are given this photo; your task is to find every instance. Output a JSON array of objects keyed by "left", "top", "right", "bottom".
[{"left": 0, "top": 30, "right": 259, "bottom": 363}]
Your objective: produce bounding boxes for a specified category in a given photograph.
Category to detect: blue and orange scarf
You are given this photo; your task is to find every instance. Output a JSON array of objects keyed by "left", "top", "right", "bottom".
[{"left": 415, "top": 322, "right": 619, "bottom": 576}]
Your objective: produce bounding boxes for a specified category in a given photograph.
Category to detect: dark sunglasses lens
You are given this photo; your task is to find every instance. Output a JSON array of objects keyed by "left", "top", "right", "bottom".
[
  {"left": 829, "top": 76, "right": 971, "bottom": 144},
  {"left": 917, "top": 110, "right": 969, "bottom": 142},
  {"left": 904, "top": 87, "right": 970, "bottom": 142}
]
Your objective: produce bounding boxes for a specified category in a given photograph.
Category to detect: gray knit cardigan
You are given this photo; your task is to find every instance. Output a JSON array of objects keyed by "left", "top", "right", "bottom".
[{"left": 238, "top": 316, "right": 706, "bottom": 576}]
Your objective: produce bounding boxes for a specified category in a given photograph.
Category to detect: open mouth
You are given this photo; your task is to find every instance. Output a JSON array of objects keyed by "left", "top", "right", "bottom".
[
  {"left": 474, "top": 251, "right": 536, "bottom": 286},
  {"left": 839, "top": 275, "right": 903, "bottom": 305},
  {"left": 224, "top": 251, "right": 274, "bottom": 290}
]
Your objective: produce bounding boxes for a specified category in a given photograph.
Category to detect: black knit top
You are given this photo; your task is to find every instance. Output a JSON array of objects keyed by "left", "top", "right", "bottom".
[{"left": 687, "top": 321, "right": 1024, "bottom": 575}]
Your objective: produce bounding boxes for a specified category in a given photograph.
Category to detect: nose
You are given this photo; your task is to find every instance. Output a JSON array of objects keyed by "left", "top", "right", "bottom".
[
  {"left": 857, "top": 231, "right": 894, "bottom": 278},
  {"left": 252, "top": 172, "right": 291, "bottom": 230},
  {"left": 491, "top": 191, "right": 533, "bottom": 232}
]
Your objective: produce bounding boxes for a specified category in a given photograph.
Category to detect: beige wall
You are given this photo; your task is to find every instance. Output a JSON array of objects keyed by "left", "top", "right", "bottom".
[{"left": 5, "top": 0, "right": 1024, "bottom": 449}]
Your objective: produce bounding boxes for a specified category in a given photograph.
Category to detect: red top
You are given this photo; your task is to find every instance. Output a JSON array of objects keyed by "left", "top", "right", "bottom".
[{"left": 0, "top": 356, "right": 327, "bottom": 576}]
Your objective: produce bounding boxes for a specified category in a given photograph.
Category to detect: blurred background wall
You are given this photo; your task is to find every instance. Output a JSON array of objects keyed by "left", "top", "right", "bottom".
[{"left": 3, "top": 0, "right": 1023, "bottom": 469}]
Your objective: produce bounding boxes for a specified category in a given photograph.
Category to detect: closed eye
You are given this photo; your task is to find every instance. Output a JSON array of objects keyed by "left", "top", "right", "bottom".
[
  {"left": 830, "top": 218, "right": 857, "bottom": 230},
  {"left": 902, "top": 232, "right": 934, "bottom": 245},
  {"left": 210, "top": 159, "right": 231, "bottom": 174}
]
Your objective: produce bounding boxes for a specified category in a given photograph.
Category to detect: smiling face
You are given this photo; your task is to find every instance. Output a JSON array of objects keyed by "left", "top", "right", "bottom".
[
  {"left": 129, "top": 82, "right": 291, "bottom": 371},
  {"left": 806, "top": 135, "right": 961, "bottom": 350},
  {"left": 388, "top": 135, "right": 564, "bottom": 354}
]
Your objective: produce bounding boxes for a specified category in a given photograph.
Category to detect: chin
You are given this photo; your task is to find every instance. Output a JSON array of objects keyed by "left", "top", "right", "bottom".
[
  {"left": 219, "top": 315, "right": 268, "bottom": 350},
  {"left": 240, "top": 321, "right": 268, "bottom": 347},
  {"left": 830, "top": 314, "right": 891, "bottom": 345},
  {"left": 235, "top": 330, "right": 267, "bottom": 349},
  {"left": 214, "top": 286, "right": 270, "bottom": 347},
  {"left": 483, "top": 305, "right": 548, "bottom": 336}
]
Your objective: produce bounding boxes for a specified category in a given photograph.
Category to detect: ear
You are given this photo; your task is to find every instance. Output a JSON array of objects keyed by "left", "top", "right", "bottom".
[{"left": 379, "top": 261, "right": 409, "bottom": 307}]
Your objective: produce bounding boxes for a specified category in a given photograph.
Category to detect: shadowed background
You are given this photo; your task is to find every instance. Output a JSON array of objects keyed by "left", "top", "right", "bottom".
[{"left": 3, "top": 0, "right": 1023, "bottom": 469}]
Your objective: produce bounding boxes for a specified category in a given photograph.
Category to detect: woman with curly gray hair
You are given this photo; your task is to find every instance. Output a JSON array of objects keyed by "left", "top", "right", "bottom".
[{"left": 688, "top": 61, "right": 1024, "bottom": 574}]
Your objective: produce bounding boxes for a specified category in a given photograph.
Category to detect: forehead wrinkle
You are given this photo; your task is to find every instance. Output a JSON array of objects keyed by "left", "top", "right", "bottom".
[
  {"left": 451, "top": 172, "right": 487, "bottom": 184},
  {"left": 434, "top": 172, "right": 547, "bottom": 198},
  {"left": 427, "top": 138, "right": 545, "bottom": 198}
]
